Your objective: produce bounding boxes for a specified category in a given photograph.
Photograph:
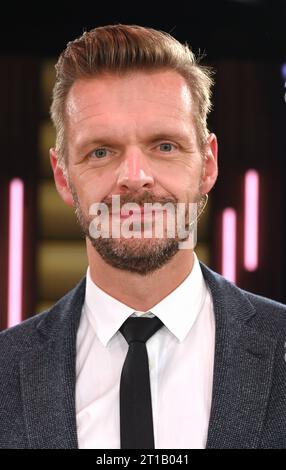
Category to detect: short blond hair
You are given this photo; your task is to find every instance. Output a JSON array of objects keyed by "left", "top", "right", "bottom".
[{"left": 50, "top": 24, "right": 215, "bottom": 170}]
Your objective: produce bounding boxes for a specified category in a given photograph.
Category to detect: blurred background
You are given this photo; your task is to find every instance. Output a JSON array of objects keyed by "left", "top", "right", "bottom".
[{"left": 1, "top": 0, "right": 286, "bottom": 329}]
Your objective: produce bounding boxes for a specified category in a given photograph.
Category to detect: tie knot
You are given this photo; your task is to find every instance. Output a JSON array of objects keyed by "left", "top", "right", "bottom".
[{"left": 119, "top": 316, "right": 163, "bottom": 345}]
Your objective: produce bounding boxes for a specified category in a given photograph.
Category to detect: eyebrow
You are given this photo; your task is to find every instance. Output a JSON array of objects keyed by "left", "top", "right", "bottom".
[
  {"left": 76, "top": 130, "right": 195, "bottom": 151},
  {"left": 146, "top": 131, "right": 194, "bottom": 145}
]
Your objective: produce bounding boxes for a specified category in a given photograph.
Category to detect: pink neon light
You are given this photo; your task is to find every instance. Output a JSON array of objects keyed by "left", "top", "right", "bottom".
[
  {"left": 222, "top": 208, "right": 237, "bottom": 283},
  {"left": 8, "top": 179, "right": 24, "bottom": 328},
  {"left": 244, "top": 170, "right": 259, "bottom": 271}
]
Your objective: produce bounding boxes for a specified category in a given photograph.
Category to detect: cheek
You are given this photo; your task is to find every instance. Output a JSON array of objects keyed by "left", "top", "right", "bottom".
[
  {"left": 82, "top": 185, "right": 103, "bottom": 208},
  {"left": 71, "top": 170, "right": 108, "bottom": 205},
  {"left": 172, "top": 165, "right": 202, "bottom": 192}
]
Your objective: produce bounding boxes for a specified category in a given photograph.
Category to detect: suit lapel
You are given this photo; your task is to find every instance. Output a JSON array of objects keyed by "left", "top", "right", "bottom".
[
  {"left": 200, "top": 263, "right": 277, "bottom": 449},
  {"left": 19, "top": 277, "right": 86, "bottom": 449}
]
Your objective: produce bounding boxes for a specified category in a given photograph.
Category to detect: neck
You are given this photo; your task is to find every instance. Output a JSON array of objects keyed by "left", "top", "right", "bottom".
[{"left": 86, "top": 239, "right": 195, "bottom": 311}]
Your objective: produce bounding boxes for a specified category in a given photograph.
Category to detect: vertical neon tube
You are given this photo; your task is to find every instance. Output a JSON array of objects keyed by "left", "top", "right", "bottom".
[
  {"left": 7, "top": 179, "right": 24, "bottom": 328},
  {"left": 222, "top": 208, "right": 237, "bottom": 283},
  {"left": 244, "top": 170, "right": 259, "bottom": 271}
]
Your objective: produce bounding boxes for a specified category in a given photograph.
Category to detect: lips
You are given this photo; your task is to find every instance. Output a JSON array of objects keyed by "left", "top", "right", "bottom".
[
  {"left": 121, "top": 209, "right": 155, "bottom": 219},
  {"left": 112, "top": 208, "right": 163, "bottom": 218}
]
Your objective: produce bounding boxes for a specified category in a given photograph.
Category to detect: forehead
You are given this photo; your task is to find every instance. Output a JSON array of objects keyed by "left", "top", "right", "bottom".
[{"left": 65, "top": 70, "right": 193, "bottom": 128}]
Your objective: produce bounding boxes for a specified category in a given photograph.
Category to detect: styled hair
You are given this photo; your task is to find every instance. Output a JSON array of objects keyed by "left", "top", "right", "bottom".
[{"left": 50, "top": 24, "right": 215, "bottom": 171}]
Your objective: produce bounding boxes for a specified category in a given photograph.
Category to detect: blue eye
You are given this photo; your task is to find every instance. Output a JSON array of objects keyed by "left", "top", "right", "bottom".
[
  {"left": 90, "top": 148, "right": 108, "bottom": 159},
  {"left": 159, "top": 143, "right": 175, "bottom": 152}
]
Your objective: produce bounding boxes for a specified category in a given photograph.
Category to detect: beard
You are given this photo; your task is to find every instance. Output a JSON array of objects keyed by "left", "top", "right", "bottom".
[{"left": 70, "top": 184, "right": 204, "bottom": 276}]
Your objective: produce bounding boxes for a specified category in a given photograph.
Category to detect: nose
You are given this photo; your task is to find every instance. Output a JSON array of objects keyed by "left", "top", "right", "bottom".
[{"left": 116, "top": 150, "right": 155, "bottom": 193}]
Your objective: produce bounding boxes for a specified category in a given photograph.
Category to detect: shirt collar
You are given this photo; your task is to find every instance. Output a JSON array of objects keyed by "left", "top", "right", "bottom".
[
  {"left": 84, "top": 252, "right": 208, "bottom": 346},
  {"left": 150, "top": 252, "right": 208, "bottom": 342}
]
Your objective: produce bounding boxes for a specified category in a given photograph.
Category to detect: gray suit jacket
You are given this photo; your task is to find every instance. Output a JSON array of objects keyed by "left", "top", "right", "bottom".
[{"left": 1, "top": 262, "right": 286, "bottom": 449}]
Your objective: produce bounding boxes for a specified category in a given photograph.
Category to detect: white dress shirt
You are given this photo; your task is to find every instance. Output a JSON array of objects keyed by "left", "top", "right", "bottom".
[{"left": 76, "top": 252, "right": 215, "bottom": 449}]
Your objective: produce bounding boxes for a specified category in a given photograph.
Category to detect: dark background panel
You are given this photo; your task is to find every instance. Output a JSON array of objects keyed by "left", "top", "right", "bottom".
[
  {"left": 0, "top": 0, "right": 286, "bottom": 320},
  {"left": 0, "top": 0, "right": 285, "bottom": 60}
]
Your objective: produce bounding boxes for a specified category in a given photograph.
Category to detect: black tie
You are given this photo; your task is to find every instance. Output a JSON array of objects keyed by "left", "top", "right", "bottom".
[{"left": 119, "top": 316, "right": 163, "bottom": 449}]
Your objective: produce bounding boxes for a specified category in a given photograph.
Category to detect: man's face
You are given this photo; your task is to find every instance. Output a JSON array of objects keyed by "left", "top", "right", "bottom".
[{"left": 52, "top": 69, "right": 217, "bottom": 275}]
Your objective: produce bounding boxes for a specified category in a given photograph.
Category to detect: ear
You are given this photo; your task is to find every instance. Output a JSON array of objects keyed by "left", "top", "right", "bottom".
[
  {"left": 200, "top": 133, "right": 218, "bottom": 195},
  {"left": 49, "top": 148, "right": 74, "bottom": 207}
]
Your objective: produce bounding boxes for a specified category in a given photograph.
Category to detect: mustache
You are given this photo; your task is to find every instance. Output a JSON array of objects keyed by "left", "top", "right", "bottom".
[{"left": 101, "top": 191, "right": 178, "bottom": 208}]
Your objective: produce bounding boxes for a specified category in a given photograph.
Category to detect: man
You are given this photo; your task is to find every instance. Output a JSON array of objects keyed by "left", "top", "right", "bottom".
[{"left": 1, "top": 24, "right": 286, "bottom": 450}]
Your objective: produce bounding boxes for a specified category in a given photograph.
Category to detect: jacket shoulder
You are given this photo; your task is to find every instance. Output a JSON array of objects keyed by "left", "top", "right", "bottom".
[
  {"left": 200, "top": 261, "right": 286, "bottom": 336},
  {"left": 0, "top": 276, "right": 86, "bottom": 360},
  {"left": 242, "top": 289, "right": 286, "bottom": 335},
  {"left": 0, "top": 309, "right": 50, "bottom": 363}
]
